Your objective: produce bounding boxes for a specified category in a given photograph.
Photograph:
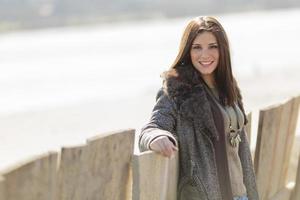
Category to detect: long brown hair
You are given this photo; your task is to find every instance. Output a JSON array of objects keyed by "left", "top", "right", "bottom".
[{"left": 164, "top": 16, "right": 238, "bottom": 106}]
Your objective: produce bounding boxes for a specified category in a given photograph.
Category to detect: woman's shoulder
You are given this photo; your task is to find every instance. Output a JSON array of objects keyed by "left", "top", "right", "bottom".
[{"left": 162, "top": 65, "right": 202, "bottom": 99}]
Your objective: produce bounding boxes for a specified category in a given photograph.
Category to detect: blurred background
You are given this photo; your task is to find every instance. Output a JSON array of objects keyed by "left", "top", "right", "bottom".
[{"left": 0, "top": 0, "right": 299, "bottom": 171}]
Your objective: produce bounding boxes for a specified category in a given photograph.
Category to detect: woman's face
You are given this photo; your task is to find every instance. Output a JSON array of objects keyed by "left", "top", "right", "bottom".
[{"left": 190, "top": 31, "right": 219, "bottom": 79}]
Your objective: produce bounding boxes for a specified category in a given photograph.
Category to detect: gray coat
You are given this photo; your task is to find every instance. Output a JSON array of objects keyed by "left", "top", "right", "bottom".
[{"left": 139, "top": 70, "right": 259, "bottom": 200}]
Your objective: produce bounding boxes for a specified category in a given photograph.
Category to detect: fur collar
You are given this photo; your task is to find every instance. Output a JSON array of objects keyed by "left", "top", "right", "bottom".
[
  {"left": 162, "top": 66, "right": 220, "bottom": 141},
  {"left": 162, "top": 65, "right": 247, "bottom": 141}
]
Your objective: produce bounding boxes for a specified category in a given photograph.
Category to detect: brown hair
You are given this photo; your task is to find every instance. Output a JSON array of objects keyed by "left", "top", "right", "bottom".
[{"left": 164, "top": 16, "right": 238, "bottom": 106}]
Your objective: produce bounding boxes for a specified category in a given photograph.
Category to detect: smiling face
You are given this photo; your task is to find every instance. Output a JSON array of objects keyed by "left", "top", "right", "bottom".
[{"left": 190, "top": 31, "right": 219, "bottom": 85}]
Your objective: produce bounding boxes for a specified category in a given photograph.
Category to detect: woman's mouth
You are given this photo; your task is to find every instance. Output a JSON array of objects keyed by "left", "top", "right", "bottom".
[{"left": 199, "top": 61, "right": 214, "bottom": 67}]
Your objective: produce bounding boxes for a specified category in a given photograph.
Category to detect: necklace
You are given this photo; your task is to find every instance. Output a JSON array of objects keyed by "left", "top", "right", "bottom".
[
  {"left": 224, "top": 106, "right": 242, "bottom": 148},
  {"left": 207, "top": 86, "right": 242, "bottom": 148}
]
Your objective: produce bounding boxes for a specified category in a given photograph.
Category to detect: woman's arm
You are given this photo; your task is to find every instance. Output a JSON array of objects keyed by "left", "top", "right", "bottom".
[{"left": 139, "top": 88, "right": 178, "bottom": 153}]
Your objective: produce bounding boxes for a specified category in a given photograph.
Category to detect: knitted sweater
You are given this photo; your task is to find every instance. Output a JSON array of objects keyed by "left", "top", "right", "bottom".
[{"left": 206, "top": 86, "right": 247, "bottom": 197}]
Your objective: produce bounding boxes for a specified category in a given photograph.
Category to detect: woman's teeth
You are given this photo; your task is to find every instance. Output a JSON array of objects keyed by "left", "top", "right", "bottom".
[{"left": 200, "top": 61, "right": 213, "bottom": 66}]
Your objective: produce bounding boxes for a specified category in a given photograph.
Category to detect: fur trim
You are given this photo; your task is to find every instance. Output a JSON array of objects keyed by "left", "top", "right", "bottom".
[
  {"left": 162, "top": 64, "right": 247, "bottom": 141},
  {"left": 162, "top": 65, "right": 220, "bottom": 140}
]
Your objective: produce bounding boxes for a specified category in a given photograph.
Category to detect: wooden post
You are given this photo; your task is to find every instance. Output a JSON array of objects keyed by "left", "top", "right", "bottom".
[
  {"left": 289, "top": 97, "right": 300, "bottom": 200},
  {"left": 57, "top": 129, "right": 134, "bottom": 200},
  {"left": 280, "top": 96, "right": 300, "bottom": 189},
  {"left": 254, "top": 96, "right": 300, "bottom": 200},
  {"left": 132, "top": 151, "right": 178, "bottom": 200},
  {"left": 254, "top": 104, "right": 283, "bottom": 200},
  {"left": 56, "top": 145, "right": 85, "bottom": 200},
  {"left": 290, "top": 152, "right": 300, "bottom": 200},
  {"left": 269, "top": 98, "right": 296, "bottom": 197},
  {"left": 0, "top": 176, "right": 5, "bottom": 200},
  {"left": 2, "top": 152, "right": 58, "bottom": 200}
]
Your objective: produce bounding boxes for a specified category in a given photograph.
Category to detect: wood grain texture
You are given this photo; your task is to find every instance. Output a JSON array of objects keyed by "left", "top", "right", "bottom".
[
  {"left": 254, "top": 95, "right": 300, "bottom": 200},
  {"left": 280, "top": 96, "right": 300, "bottom": 189},
  {"left": 132, "top": 151, "right": 178, "bottom": 200},
  {"left": 268, "top": 100, "right": 293, "bottom": 198},
  {"left": 0, "top": 176, "right": 5, "bottom": 200},
  {"left": 56, "top": 145, "right": 85, "bottom": 200},
  {"left": 254, "top": 104, "right": 283, "bottom": 200},
  {"left": 269, "top": 185, "right": 293, "bottom": 200},
  {"left": 57, "top": 129, "right": 134, "bottom": 200},
  {"left": 2, "top": 152, "right": 58, "bottom": 200},
  {"left": 290, "top": 141, "right": 300, "bottom": 200}
]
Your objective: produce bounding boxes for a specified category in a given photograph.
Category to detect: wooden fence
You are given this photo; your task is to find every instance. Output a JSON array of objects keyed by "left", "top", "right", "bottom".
[
  {"left": 254, "top": 96, "right": 300, "bottom": 200},
  {"left": 0, "top": 96, "right": 299, "bottom": 200},
  {"left": 0, "top": 129, "right": 134, "bottom": 200}
]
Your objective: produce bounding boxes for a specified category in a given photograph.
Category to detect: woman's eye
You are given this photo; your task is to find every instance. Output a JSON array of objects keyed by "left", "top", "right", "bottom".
[
  {"left": 210, "top": 45, "right": 218, "bottom": 49},
  {"left": 192, "top": 46, "right": 201, "bottom": 49}
]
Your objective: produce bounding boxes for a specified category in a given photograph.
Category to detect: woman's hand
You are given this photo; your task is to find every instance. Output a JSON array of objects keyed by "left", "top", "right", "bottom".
[{"left": 149, "top": 135, "right": 178, "bottom": 158}]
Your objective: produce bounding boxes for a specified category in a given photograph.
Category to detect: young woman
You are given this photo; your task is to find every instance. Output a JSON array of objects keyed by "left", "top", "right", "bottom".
[{"left": 139, "top": 16, "right": 259, "bottom": 200}]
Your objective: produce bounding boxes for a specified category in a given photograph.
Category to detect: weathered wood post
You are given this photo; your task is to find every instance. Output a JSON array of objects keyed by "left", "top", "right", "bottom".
[
  {"left": 254, "top": 96, "right": 300, "bottom": 199},
  {"left": 290, "top": 152, "right": 300, "bottom": 200},
  {"left": 1, "top": 152, "right": 58, "bottom": 200},
  {"left": 56, "top": 129, "right": 135, "bottom": 200},
  {"left": 132, "top": 151, "right": 178, "bottom": 200}
]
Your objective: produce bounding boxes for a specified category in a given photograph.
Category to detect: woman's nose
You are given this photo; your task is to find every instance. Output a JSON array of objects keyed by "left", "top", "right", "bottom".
[{"left": 200, "top": 49, "right": 210, "bottom": 58}]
